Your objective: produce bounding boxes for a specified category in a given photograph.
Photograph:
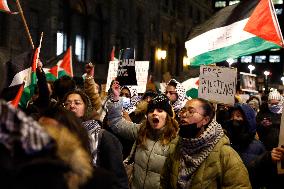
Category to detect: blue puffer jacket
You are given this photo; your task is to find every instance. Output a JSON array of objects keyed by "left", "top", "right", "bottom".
[{"left": 231, "top": 103, "right": 266, "bottom": 167}]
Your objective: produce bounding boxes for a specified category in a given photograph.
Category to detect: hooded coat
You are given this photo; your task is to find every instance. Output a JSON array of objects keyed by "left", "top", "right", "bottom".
[
  {"left": 228, "top": 104, "right": 266, "bottom": 166},
  {"left": 107, "top": 99, "right": 178, "bottom": 189}
]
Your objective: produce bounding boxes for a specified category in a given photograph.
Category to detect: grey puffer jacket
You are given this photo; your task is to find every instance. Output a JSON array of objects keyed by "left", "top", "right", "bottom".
[{"left": 107, "top": 99, "right": 178, "bottom": 189}]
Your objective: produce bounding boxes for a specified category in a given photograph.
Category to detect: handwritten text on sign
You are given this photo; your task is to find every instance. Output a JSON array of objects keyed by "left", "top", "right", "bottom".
[{"left": 198, "top": 66, "right": 237, "bottom": 105}]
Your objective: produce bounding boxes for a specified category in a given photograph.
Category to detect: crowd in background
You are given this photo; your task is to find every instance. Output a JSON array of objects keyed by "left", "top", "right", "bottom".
[{"left": 0, "top": 61, "right": 284, "bottom": 189}]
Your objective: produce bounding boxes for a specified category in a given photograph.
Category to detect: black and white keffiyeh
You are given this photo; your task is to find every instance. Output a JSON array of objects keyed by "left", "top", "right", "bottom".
[{"left": 177, "top": 120, "right": 224, "bottom": 188}]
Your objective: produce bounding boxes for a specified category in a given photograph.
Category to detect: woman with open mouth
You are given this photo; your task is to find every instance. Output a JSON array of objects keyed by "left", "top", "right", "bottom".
[{"left": 107, "top": 81, "right": 179, "bottom": 189}]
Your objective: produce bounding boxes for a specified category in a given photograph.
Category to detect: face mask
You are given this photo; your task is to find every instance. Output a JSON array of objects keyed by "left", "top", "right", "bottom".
[
  {"left": 268, "top": 104, "right": 282, "bottom": 114},
  {"left": 121, "top": 96, "right": 131, "bottom": 108},
  {"left": 178, "top": 123, "right": 201, "bottom": 139},
  {"left": 225, "top": 120, "right": 251, "bottom": 145}
]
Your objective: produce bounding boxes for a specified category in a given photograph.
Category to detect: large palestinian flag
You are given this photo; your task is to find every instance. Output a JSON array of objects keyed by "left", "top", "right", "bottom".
[{"left": 185, "top": 0, "right": 283, "bottom": 66}]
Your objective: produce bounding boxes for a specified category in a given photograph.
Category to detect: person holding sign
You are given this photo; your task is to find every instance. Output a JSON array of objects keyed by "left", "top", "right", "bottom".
[
  {"left": 160, "top": 98, "right": 251, "bottom": 189},
  {"left": 107, "top": 81, "right": 179, "bottom": 189}
]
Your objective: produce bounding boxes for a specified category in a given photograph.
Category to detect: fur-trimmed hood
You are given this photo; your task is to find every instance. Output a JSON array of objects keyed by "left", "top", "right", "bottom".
[{"left": 42, "top": 125, "right": 93, "bottom": 189}]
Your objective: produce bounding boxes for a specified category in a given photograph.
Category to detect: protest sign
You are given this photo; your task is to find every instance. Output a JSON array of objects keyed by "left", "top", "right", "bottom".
[
  {"left": 240, "top": 72, "right": 258, "bottom": 93},
  {"left": 116, "top": 48, "right": 137, "bottom": 86},
  {"left": 106, "top": 61, "right": 149, "bottom": 93},
  {"left": 198, "top": 65, "right": 237, "bottom": 105},
  {"left": 277, "top": 103, "right": 284, "bottom": 174}
]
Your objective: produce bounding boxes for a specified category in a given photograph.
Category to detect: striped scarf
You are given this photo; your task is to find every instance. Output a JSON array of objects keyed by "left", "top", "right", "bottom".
[{"left": 177, "top": 120, "right": 224, "bottom": 189}]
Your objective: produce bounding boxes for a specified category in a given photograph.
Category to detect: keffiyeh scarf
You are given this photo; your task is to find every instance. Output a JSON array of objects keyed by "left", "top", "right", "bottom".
[{"left": 177, "top": 120, "right": 224, "bottom": 188}]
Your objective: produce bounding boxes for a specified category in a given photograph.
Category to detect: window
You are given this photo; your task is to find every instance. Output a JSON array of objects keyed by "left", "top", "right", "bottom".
[
  {"left": 273, "top": 0, "right": 283, "bottom": 4},
  {"left": 255, "top": 55, "right": 266, "bottom": 63},
  {"left": 275, "top": 8, "right": 283, "bottom": 15},
  {"left": 269, "top": 55, "right": 280, "bottom": 63},
  {"left": 215, "top": 1, "right": 226, "bottom": 8},
  {"left": 56, "top": 32, "right": 67, "bottom": 55},
  {"left": 75, "top": 35, "right": 85, "bottom": 62},
  {"left": 241, "top": 56, "right": 252, "bottom": 63},
  {"left": 229, "top": 1, "right": 240, "bottom": 5}
]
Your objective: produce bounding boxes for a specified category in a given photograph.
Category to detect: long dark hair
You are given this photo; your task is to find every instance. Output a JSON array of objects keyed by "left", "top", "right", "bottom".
[{"left": 137, "top": 115, "right": 179, "bottom": 148}]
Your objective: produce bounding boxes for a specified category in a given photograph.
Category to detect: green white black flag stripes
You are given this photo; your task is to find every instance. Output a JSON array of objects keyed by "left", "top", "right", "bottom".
[{"left": 185, "top": 0, "right": 284, "bottom": 66}]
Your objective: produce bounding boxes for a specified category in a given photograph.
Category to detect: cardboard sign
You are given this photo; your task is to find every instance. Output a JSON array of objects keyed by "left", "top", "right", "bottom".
[
  {"left": 198, "top": 65, "right": 237, "bottom": 105},
  {"left": 106, "top": 61, "right": 149, "bottom": 93},
  {"left": 240, "top": 72, "right": 258, "bottom": 93},
  {"left": 278, "top": 103, "right": 284, "bottom": 174},
  {"left": 116, "top": 48, "right": 137, "bottom": 86}
]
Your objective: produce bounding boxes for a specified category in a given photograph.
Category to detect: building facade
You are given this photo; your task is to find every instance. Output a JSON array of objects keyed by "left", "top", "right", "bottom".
[{"left": 0, "top": 0, "right": 213, "bottom": 83}]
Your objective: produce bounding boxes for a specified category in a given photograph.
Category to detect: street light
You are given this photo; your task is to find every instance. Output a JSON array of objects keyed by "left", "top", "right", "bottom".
[
  {"left": 226, "top": 58, "right": 235, "bottom": 67},
  {"left": 248, "top": 65, "right": 255, "bottom": 74},
  {"left": 157, "top": 49, "right": 167, "bottom": 60},
  {"left": 183, "top": 56, "right": 190, "bottom": 67},
  {"left": 281, "top": 76, "right": 284, "bottom": 85},
  {"left": 264, "top": 70, "right": 270, "bottom": 94}
]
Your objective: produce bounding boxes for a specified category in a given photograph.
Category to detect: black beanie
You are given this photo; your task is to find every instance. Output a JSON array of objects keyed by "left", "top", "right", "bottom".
[{"left": 147, "top": 94, "right": 173, "bottom": 117}]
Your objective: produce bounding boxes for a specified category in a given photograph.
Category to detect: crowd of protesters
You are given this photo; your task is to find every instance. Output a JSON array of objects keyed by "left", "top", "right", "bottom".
[{"left": 0, "top": 61, "right": 284, "bottom": 189}]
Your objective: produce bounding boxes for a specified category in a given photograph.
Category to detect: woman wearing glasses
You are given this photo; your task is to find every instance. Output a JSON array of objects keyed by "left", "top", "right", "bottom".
[
  {"left": 160, "top": 98, "right": 251, "bottom": 189},
  {"left": 107, "top": 81, "right": 179, "bottom": 189},
  {"left": 63, "top": 90, "right": 129, "bottom": 189}
]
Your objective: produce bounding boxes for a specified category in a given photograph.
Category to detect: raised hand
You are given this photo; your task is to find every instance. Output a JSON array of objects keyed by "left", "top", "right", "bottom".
[
  {"left": 271, "top": 146, "right": 284, "bottom": 162},
  {"left": 85, "top": 62, "right": 94, "bottom": 77},
  {"left": 111, "top": 80, "right": 120, "bottom": 101}
]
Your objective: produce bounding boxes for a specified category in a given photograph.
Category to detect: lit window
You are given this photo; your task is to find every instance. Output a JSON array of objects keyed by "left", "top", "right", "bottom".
[
  {"left": 273, "top": 0, "right": 283, "bottom": 4},
  {"left": 215, "top": 1, "right": 226, "bottom": 8},
  {"left": 269, "top": 55, "right": 280, "bottom": 63},
  {"left": 275, "top": 8, "right": 283, "bottom": 15},
  {"left": 255, "top": 55, "right": 266, "bottom": 63},
  {"left": 56, "top": 32, "right": 67, "bottom": 55},
  {"left": 229, "top": 1, "right": 240, "bottom": 5},
  {"left": 241, "top": 56, "right": 252, "bottom": 63},
  {"left": 75, "top": 35, "right": 85, "bottom": 62}
]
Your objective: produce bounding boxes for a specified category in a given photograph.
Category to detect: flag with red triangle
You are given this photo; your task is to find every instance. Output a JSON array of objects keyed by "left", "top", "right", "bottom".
[
  {"left": 185, "top": 0, "right": 284, "bottom": 66},
  {"left": 0, "top": 0, "right": 17, "bottom": 14},
  {"left": 10, "top": 81, "right": 25, "bottom": 108},
  {"left": 58, "top": 46, "right": 73, "bottom": 77},
  {"left": 110, "top": 46, "right": 116, "bottom": 61},
  {"left": 43, "top": 46, "right": 73, "bottom": 80},
  {"left": 182, "top": 77, "right": 199, "bottom": 99}
]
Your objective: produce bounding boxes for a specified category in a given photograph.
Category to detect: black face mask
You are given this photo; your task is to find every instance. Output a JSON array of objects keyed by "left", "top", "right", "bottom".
[
  {"left": 225, "top": 120, "right": 251, "bottom": 147},
  {"left": 179, "top": 123, "right": 201, "bottom": 139}
]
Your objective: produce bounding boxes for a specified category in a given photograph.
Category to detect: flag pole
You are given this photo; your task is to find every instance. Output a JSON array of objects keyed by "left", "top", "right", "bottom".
[
  {"left": 269, "top": 0, "right": 284, "bottom": 47},
  {"left": 15, "top": 0, "right": 34, "bottom": 49}
]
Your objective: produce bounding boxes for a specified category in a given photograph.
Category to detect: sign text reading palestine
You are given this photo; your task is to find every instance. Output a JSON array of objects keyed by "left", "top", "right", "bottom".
[{"left": 198, "top": 66, "right": 237, "bottom": 105}]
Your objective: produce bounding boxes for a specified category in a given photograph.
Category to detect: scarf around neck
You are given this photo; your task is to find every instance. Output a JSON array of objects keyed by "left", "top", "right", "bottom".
[{"left": 177, "top": 120, "right": 224, "bottom": 189}]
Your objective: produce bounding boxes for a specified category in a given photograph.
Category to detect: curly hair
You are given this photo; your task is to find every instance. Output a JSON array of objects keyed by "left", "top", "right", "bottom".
[{"left": 137, "top": 115, "right": 179, "bottom": 148}]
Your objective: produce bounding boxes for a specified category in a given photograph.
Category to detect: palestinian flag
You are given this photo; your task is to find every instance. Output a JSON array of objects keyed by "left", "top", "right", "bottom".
[
  {"left": 185, "top": 0, "right": 284, "bottom": 66},
  {"left": 0, "top": 50, "right": 37, "bottom": 108},
  {"left": 0, "top": 0, "right": 16, "bottom": 14},
  {"left": 10, "top": 81, "right": 25, "bottom": 108},
  {"left": 44, "top": 46, "right": 73, "bottom": 80},
  {"left": 182, "top": 77, "right": 199, "bottom": 99}
]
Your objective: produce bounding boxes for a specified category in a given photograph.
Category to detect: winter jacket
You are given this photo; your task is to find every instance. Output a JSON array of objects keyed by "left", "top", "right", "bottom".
[
  {"left": 107, "top": 99, "right": 179, "bottom": 189},
  {"left": 230, "top": 104, "right": 266, "bottom": 166},
  {"left": 256, "top": 104, "right": 281, "bottom": 151},
  {"left": 160, "top": 136, "right": 252, "bottom": 189}
]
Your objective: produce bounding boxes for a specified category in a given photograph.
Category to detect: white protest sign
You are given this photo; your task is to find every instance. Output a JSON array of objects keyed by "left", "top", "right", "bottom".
[
  {"left": 106, "top": 61, "right": 149, "bottom": 93},
  {"left": 198, "top": 65, "right": 237, "bottom": 105}
]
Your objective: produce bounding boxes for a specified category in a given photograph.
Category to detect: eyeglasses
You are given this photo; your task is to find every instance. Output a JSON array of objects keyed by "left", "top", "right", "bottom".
[
  {"left": 165, "top": 91, "right": 177, "bottom": 95},
  {"left": 178, "top": 107, "right": 204, "bottom": 117},
  {"left": 120, "top": 92, "right": 131, "bottom": 98},
  {"left": 64, "top": 100, "right": 84, "bottom": 108}
]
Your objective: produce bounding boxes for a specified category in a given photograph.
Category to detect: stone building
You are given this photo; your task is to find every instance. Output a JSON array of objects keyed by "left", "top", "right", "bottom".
[{"left": 0, "top": 0, "right": 213, "bottom": 82}]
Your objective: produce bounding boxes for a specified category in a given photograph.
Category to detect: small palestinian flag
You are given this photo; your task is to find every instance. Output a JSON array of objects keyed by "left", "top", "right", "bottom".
[
  {"left": 185, "top": 0, "right": 284, "bottom": 66},
  {"left": 43, "top": 46, "right": 73, "bottom": 80},
  {"left": 182, "top": 77, "right": 199, "bottom": 99},
  {"left": 0, "top": 0, "right": 17, "bottom": 14}
]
